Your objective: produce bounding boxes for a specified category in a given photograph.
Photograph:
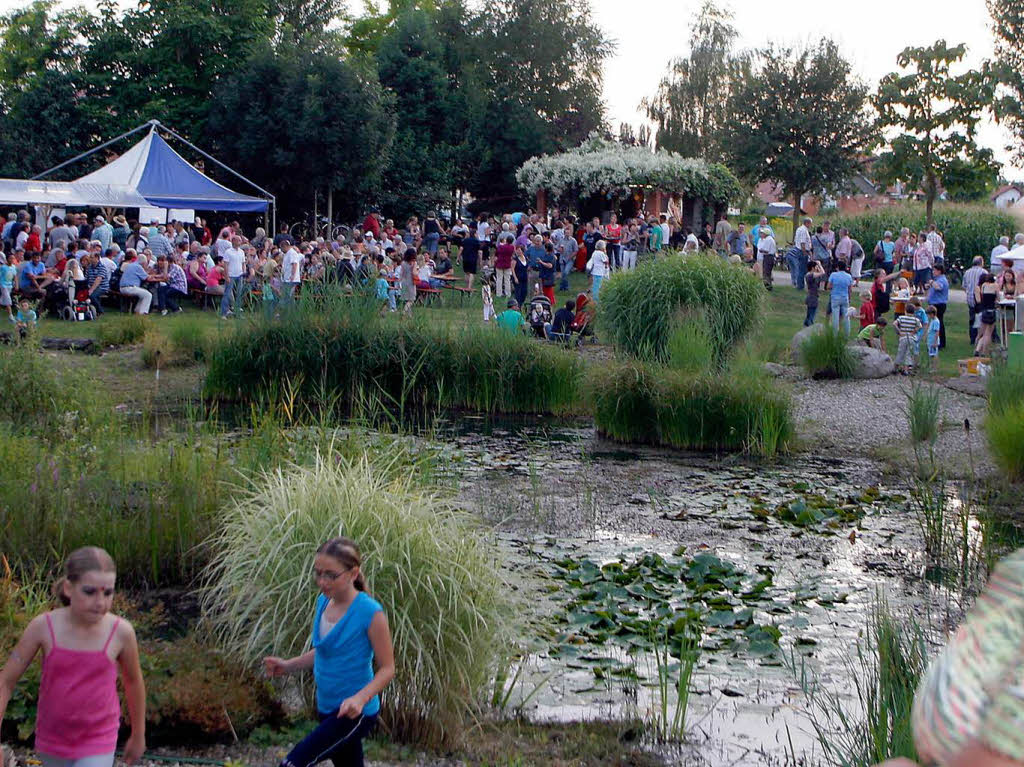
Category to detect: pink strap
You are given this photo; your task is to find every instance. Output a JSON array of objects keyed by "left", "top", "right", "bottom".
[
  {"left": 44, "top": 613, "right": 56, "bottom": 645},
  {"left": 102, "top": 618, "right": 120, "bottom": 653}
]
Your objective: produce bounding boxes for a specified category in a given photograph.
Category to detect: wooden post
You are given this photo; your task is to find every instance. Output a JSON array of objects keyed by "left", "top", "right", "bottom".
[
  {"left": 326, "top": 186, "right": 333, "bottom": 232},
  {"left": 536, "top": 189, "right": 547, "bottom": 219}
]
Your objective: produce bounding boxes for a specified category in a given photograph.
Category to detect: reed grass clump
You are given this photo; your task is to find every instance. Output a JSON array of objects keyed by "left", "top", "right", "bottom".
[
  {"left": 588, "top": 360, "right": 792, "bottom": 456},
  {"left": 200, "top": 452, "right": 513, "bottom": 749},
  {"left": 204, "top": 303, "right": 582, "bottom": 415},
  {"left": 795, "top": 599, "right": 928, "bottom": 767},
  {"left": 800, "top": 325, "right": 856, "bottom": 379},
  {"left": 0, "top": 344, "right": 86, "bottom": 430},
  {"left": 599, "top": 252, "right": 763, "bottom": 365},
  {"left": 141, "top": 317, "right": 219, "bottom": 368},
  {"left": 904, "top": 384, "right": 941, "bottom": 444},
  {"left": 96, "top": 314, "right": 149, "bottom": 346},
  {"left": 985, "top": 361, "right": 1024, "bottom": 480}
]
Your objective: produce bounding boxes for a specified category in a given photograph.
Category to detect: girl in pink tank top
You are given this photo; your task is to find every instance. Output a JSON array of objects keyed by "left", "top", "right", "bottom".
[{"left": 0, "top": 547, "right": 146, "bottom": 767}]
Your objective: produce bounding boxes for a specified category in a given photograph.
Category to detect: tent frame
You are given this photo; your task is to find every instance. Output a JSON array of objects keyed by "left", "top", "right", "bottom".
[{"left": 32, "top": 120, "right": 277, "bottom": 233}]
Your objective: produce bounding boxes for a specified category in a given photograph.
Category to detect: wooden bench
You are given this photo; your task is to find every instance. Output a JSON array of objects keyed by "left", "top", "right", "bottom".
[
  {"left": 119, "top": 293, "right": 140, "bottom": 313},
  {"left": 415, "top": 287, "right": 441, "bottom": 306},
  {"left": 444, "top": 284, "right": 473, "bottom": 304},
  {"left": 190, "top": 288, "right": 217, "bottom": 309}
]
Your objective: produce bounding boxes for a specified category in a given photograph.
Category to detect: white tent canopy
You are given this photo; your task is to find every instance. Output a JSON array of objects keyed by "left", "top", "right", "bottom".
[{"left": 0, "top": 121, "right": 271, "bottom": 215}]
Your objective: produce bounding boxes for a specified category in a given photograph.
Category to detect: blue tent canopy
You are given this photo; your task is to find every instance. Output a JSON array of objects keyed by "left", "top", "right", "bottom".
[{"left": 72, "top": 128, "right": 268, "bottom": 212}]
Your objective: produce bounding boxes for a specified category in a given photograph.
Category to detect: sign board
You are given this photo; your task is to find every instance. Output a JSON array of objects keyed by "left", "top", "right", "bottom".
[
  {"left": 168, "top": 209, "right": 195, "bottom": 224},
  {"left": 139, "top": 206, "right": 166, "bottom": 225}
]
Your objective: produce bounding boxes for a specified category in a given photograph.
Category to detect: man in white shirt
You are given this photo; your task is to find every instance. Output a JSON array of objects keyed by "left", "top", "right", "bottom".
[
  {"left": 757, "top": 231, "right": 778, "bottom": 291},
  {"left": 99, "top": 247, "right": 117, "bottom": 279},
  {"left": 991, "top": 236, "right": 1010, "bottom": 268},
  {"left": 282, "top": 244, "right": 303, "bottom": 301},
  {"left": 792, "top": 217, "right": 812, "bottom": 289},
  {"left": 220, "top": 235, "right": 247, "bottom": 318}
]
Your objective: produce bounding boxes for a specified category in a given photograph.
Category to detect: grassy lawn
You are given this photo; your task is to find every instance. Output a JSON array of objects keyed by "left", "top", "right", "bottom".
[{"left": 31, "top": 264, "right": 974, "bottom": 382}]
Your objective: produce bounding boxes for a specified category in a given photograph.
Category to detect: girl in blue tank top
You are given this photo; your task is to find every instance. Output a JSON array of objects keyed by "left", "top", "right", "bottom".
[{"left": 264, "top": 538, "right": 395, "bottom": 767}]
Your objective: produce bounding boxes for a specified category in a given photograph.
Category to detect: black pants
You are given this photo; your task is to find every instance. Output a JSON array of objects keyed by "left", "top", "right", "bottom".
[
  {"left": 934, "top": 302, "right": 947, "bottom": 348},
  {"left": 968, "top": 303, "right": 978, "bottom": 345},
  {"left": 283, "top": 712, "right": 377, "bottom": 767},
  {"left": 158, "top": 284, "right": 189, "bottom": 312},
  {"left": 762, "top": 254, "right": 775, "bottom": 290}
]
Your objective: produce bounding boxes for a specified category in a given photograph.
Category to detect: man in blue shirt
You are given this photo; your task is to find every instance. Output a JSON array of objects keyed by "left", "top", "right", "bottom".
[
  {"left": 118, "top": 253, "right": 154, "bottom": 314},
  {"left": 18, "top": 252, "right": 53, "bottom": 299},
  {"left": 926, "top": 264, "right": 949, "bottom": 349},
  {"left": 827, "top": 261, "right": 854, "bottom": 336}
]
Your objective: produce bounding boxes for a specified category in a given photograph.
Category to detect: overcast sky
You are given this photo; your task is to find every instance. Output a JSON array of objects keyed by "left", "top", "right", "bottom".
[
  {"left": 2, "top": 0, "right": 1018, "bottom": 178},
  {"left": 592, "top": 0, "right": 1021, "bottom": 178}
]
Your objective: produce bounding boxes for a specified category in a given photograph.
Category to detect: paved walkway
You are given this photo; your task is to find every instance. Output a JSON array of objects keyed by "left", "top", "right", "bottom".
[{"left": 770, "top": 268, "right": 968, "bottom": 304}]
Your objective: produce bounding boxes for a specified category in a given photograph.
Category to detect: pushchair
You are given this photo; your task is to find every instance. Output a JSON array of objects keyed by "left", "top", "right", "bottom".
[
  {"left": 569, "top": 292, "right": 595, "bottom": 346},
  {"left": 527, "top": 294, "right": 552, "bottom": 337},
  {"left": 53, "top": 281, "right": 97, "bottom": 321}
]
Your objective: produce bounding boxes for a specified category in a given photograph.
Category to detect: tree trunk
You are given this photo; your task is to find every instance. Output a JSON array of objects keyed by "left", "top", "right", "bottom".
[
  {"left": 326, "top": 186, "right": 333, "bottom": 231},
  {"left": 791, "top": 191, "right": 802, "bottom": 238},
  {"left": 925, "top": 187, "right": 935, "bottom": 228}
]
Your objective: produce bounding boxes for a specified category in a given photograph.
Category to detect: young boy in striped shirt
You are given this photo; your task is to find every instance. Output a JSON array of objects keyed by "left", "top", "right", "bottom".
[{"left": 894, "top": 304, "right": 922, "bottom": 375}]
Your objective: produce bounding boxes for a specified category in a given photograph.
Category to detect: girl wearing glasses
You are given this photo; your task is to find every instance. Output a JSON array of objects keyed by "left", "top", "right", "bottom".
[{"left": 264, "top": 538, "right": 395, "bottom": 767}]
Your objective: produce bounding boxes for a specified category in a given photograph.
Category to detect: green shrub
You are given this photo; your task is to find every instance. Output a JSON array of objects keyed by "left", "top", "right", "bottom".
[
  {"left": 97, "top": 314, "right": 149, "bottom": 346},
  {"left": 588, "top": 360, "right": 792, "bottom": 457},
  {"left": 201, "top": 453, "right": 513, "bottom": 749},
  {"left": 665, "top": 310, "right": 714, "bottom": 374},
  {"left": 837, "top": 204, "right": 1016, "bottom": 271},
  {"left": 0, "top": 566, "right": 49, "bottom": 742},
  {"left": 986, "top": 362, "right": 1024, "bottom": 479},
  {"left": 0, "top": 345, "right": 99, "bottom": 430},
  {"left": 204, "top": 302, "right": 582, "bottom": 414},
  {"left": 141, "top": 318, "right": 215, "bottom": 368},
  {"left": 800, "top": 326, "right": 856, "bottom": 379},
  {"left": 904, "top": 384, "right": 941, "bottom": 444},
  {"left": 599, "top": 252, "right": 763, "bottom": 365}
]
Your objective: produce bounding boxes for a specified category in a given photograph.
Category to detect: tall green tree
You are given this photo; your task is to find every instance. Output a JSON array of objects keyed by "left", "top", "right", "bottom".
[
  {"left": 78, "top": 0, "right": 274, "bottom": 137},
  {"left": 941, "top": 150, "right": 1000, "bottom": 203},
  {"left": 987, "top": 0, "right": 1024, "bottom": 165},
  {"left": 725, "top": 39, "right": 874, "bottom": 230},
  {"left": 205, "top": 47, "right": 394, "bottom": 220},
  {"left": 873, "top": 41, "right": 992, "bottom": 225},
  {"left": 641, "top": 0, "right": 740, "bottom": 159}
]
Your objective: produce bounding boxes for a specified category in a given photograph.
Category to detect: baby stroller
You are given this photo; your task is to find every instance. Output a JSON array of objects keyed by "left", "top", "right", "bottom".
[
  {"left": 527, "top": 294, "right": 552, "bottom": 337},
  {"left": 569, "top": 293, "right": 595, "bottom": 346},
  {"left": 55, "top": 281, "right": 97, "bottom": 321}
]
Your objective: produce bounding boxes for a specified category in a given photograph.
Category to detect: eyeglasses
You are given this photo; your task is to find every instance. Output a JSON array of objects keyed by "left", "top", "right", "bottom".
[{"left": 313, "top": 567, "right": 350, "bottom": 582}]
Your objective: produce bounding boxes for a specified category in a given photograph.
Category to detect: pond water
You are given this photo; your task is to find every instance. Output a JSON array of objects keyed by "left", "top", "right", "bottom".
[{"left": 426, "top": 414, "right": 1009, "bottom": 766}]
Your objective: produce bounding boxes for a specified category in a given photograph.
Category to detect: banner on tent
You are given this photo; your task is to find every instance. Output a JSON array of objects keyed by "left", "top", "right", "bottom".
[{"left": 139, "top": 206, "right": 196, "bottom": 224}]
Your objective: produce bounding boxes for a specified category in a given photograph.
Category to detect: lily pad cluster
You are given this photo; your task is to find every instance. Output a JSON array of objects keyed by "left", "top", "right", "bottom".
[
  {"left": 748, "top": 483, "right": 904, "bottom": 534},
  {"left": 545, "top": 551, "right": 788, "bottom": 677}
]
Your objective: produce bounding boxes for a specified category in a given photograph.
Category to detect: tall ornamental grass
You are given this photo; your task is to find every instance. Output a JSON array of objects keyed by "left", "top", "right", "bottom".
[
  {"left": 200, "top": 452, "right": 513, "bottom": 749},
  {"left": 204, "top": 300, "right": 582, "bottom": 414},
  {"left": 0, "top": 344, "right": 99, "bottom": 430},
  {"left": 985, "top": 361, "right": 1024, "bottom": 480},
  {"left": 598, "top": 252, "right": 764, "bottom": 365},
  {"left": 800, "top": 326, "right": 857, "bottom": 379},
  {"left": 587, "top": 360, "right": 793, "bottom": 457},
  {"left": 837, "top": 204, "right": 1016, "bottom": 270}
]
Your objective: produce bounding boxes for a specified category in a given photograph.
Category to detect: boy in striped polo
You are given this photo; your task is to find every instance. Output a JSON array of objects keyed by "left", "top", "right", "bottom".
[{"left": 894, "top": 304, "right": 922, "bottom": 375}]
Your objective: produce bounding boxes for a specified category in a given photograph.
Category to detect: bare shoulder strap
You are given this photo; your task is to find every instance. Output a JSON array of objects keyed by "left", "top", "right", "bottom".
[{"left": 102, "top": 617, "right": 121, "bottom": 653}]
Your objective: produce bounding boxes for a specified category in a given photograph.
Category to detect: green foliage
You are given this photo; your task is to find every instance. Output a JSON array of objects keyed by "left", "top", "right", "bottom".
[
  {"left": 986, "top": 361, "right": 1024, "bottom": 480},
  {"left": 598, "top": 252, "right": 763, "bottom": 365},
  {"left": 0, "top": 344, "right": 95, "bottom": 430},
  {"left": 642, "top": 1, "right": 739, "bottom": 160},
  {"left": 96, "top": 314, "right": 148, "bottom": 347},
  {"left": 588, "top": 360, "right": 792, "bottom": 456},
  {"left": 665, "top": 310, "right": 714, "bottom": 374},
  {"left": 0, "top": 566, "right": 49, "bottom": 742},
  {"left": 836, "top": 204, "right": 1017, "bottom": 269},
  {"left": 725, "top": 39, "right": 874, "bottom": 229},
  {"left": 904, "top": 384, "right": 941, "bottom": 444},
  {"left": 141, "top": 317, "right": 218, "bottom": 368},
  {"left": 205, "top": 46, "right": 394, "bottom": 222},
  {"left": 201, "top": 453, "right": 513, "bottom": 749},
  {"left": 989, "top": 0, "right": 1024, "bottom": 166},
  {"left": 796, "top": 599, "right": 926, "bottom": 767},
  {"left": 800, "top": 326, "right": 856, "bottom": 379},
  {"left": 873, "top": 41, "right": 994, "bottom": 223},
  {"left": 203, "top": 298, "right": 582, "bottom": 414}
]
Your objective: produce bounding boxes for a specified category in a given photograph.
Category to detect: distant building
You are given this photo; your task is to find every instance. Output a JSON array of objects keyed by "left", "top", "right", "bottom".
[{"left": 991, "top": 184, "right": 1022, "bottom": 209}]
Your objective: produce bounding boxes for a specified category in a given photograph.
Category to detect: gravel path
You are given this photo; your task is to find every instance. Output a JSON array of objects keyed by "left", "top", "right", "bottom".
[{"left": 787, "top": 373, "right": 992, "bottom": 476}]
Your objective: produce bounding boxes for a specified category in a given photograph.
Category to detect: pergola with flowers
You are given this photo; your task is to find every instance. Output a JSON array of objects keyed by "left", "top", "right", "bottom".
[{"left": 516, "top": 136, "right": 741, "bottom": 228}]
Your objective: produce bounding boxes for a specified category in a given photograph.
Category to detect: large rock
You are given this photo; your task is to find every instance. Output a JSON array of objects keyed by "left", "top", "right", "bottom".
[
  {"left": 790, "top": 323, "right": 824, "bottom": 363},
  {"left": 847, "top": 344, "right": 895, "bottom": 379}
]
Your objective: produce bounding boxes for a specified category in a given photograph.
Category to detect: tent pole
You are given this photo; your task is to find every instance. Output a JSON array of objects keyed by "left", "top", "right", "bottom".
[
  {"left": 31, "top": 121, "right": 155, "bottom": 180},
  {"left": 155, "top": 123, "right": 275, "bottom": 204}
]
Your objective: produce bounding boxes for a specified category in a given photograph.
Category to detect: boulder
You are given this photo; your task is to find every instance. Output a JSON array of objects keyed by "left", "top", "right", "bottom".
[
  {"left": 790, "top": 323, "right": 824, "bottom": 363},
  {"left": 847, "top": 344, "right": 895, "bottom": 379},
  {"left": 943, "top": 374, "right": 988, "bottom": 398}
]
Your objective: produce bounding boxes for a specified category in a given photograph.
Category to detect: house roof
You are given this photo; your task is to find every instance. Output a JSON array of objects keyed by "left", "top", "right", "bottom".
[{"left": 991, "top": 184, "right": 1022, "bottom": 201}]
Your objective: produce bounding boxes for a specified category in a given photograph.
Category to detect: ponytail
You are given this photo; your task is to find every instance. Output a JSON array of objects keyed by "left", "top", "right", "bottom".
[{"left": 53, "top": 577, "right": 70, "bottom": 606}]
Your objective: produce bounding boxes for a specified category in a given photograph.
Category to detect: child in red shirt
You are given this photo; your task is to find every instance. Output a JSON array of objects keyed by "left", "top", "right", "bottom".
[{"left": 859, "top": 290, "right": 875, "bottom": 328}]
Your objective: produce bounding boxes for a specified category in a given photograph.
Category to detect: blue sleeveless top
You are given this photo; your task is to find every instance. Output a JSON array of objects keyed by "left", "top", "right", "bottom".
[{"left": 311, "top": 591, "right": 383, "bottom": 716}]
